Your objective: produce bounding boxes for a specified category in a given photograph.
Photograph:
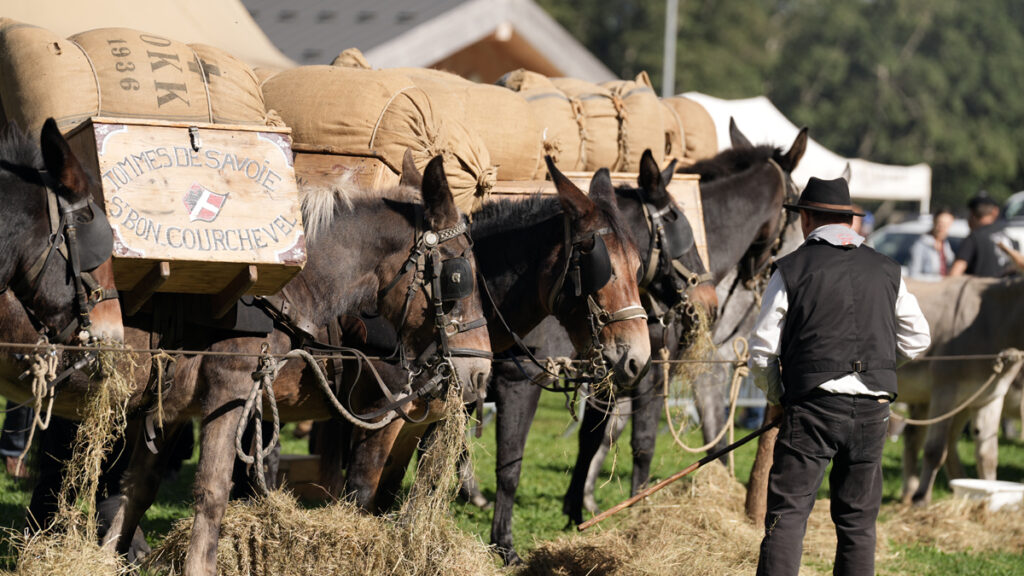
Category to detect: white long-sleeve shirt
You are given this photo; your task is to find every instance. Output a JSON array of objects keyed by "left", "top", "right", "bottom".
[{"left": 748, "top": 224, "right": 932, "bottom": 404}]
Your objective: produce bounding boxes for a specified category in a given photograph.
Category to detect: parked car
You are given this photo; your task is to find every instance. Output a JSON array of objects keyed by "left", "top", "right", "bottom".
[
  {"left": 866, "top": 215, "right": 969, "bottom": 277},
  {"left": 1002, "top": 191, "right": 1024, "bottom": 248}
]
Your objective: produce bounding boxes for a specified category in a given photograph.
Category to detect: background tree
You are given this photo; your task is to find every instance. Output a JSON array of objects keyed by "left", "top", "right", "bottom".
[{"left": 537, "top": 0, "right": 1024, "bottom": 210}]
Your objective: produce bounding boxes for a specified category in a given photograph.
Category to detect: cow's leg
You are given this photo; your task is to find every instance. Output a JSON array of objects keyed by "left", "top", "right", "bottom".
[
  {"left": 582, "top": 396, "right": 630, "bottom": 514},
  {"left": 490, "top": 371, "right": 542, "bottom": 566},
  {"left": 693, "top": 364, "right": 729, "bottom": 462},
  {"left": 912, "top": 408, "right": 954, "bottom": 506},
  {"left": 972, "top": 398, "right": 1005, "bottom": 481},
  {"left": 900, "top": 403, "right": 927, "bottom": 504}
]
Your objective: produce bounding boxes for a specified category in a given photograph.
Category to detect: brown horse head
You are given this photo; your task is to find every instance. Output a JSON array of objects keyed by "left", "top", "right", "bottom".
[
  {"left": 546, "top": 157, "right": 651, "bottom": 391},
  {"left": 0, "top": 118, "right": 123, "bottom": 345}
]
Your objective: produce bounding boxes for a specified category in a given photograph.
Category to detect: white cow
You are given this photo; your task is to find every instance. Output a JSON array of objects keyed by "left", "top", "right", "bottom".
[{"left": 898, "top": 276, "right": 1024, "bottom": 504}]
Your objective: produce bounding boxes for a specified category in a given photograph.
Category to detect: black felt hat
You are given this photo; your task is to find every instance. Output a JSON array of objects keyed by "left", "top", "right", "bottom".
[{"left": 784, "top": 177, "right": 864, "bottom": 217}]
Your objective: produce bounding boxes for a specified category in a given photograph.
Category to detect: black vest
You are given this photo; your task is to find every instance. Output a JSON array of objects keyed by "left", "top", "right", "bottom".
[{"left": 775, "top": 240, "right": 901, "bottom": 405}]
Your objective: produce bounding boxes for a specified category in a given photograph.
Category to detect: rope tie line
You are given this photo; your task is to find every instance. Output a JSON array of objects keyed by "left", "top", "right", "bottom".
[
  {"left": 17, "top": 343, "right": 60, "bottom": 471},
  {"left": 663, "top": 338, "right": 750, "bottom": 478},
  {"left": 235, "top": 345, "right": 282, "bottom": 496},
  {"left": 151, "top": 350, "right": 176, "bottom": 430},
  {"left": 891, "top": 348, "right": 1024, "bottom": 427}
]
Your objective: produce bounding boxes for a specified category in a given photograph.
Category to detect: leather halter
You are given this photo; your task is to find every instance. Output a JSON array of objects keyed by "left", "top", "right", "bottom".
[
  {"left": 376, "top": 214, "right": 492, "bottom": 375},
  {"left": 741, "top": 158, "right": 798, "bottom": 284},
  {"left": 1, "top": 168, "right": 117, "bottom": 344}
]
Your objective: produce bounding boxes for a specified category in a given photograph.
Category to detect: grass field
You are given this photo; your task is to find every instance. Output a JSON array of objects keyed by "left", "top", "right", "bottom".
[{"left": 2, "top": 391, "right": 1024, "bottom": 574}]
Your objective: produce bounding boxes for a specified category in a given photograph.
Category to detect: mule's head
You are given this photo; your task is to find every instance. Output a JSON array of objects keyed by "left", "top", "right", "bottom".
[
  {"left": 0, "top": 119, "right": 122, "bottom": 345},
  {"left": 381, "top": 153, "right": 491, "bottom": 403},
  {"left": 545, "top": 157, "right": 651, "bottom": 391},
  {"left": 730, "top": 118, "right": 807, "bottom": 284},
  {"left": 630, "top": 149, "right": 718, "bottom": 326}
]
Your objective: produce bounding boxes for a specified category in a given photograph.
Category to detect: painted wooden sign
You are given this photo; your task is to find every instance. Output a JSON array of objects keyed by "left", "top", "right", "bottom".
[{"left": 66, "top": 117, "right": 305, "bottom": 304}]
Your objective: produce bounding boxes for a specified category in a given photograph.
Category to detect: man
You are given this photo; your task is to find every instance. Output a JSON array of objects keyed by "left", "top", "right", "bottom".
[
  {"left": 949, "top": 192, "right": 1018, "bottom": 277},
  {"left": 748, "top": 176, "right": 931, "bottom": 575},
  {"left": 907, "top": 207, "right": 955, "bottom": 279}
]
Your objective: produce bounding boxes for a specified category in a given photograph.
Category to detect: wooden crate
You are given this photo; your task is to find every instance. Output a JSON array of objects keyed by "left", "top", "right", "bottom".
[
  {"left": 293, "top": 145, "right": 399, "bottom": 192},
  {"left": 276, "top": 453, "right": 330, "bottom": 503},
  {"left": 492, "top": 173, "right": 709, "bottom": 269},
  {"left": 65, "top": 118, "right": 305, "bottom": 313}
]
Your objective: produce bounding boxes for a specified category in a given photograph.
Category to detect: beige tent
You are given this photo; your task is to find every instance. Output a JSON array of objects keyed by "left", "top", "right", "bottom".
[{"left": 0, "top": 0, "right": 295, "bottom": 69}]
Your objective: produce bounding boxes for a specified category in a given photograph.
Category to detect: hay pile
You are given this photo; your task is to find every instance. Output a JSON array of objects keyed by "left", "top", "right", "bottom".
[
  {"left": 5, "top": 348, "right": 136, "bottom": 576},
  {"left": 885, "top": 499, "right": 1024, "bottom": 553},
  {"left": 148, "top": 387, "right": 501, "bottom": 576}
]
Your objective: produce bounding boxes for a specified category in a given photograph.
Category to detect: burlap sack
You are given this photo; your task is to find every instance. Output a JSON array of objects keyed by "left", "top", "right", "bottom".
[
  {"left": 549, "top": 77, "right": 622, "bottom": 171},
  {"left": 601, "top": 71, "right": 664, "bottom": 171},
  {"left": 331, "top": 48, "right": 372, "bottom": 70},
  {"left": 0, "top": 18, "right": 98, "bottom": 134},
  {"left": 262, "top": 65, "right": 492, "bottom": 213},
  {"left": 499, "top": 68, "right": 584, "bottom": 177},
  {"left": 394, "top": 67, "right": 541, "bottom": 181},
  {"left": 661, "top": 96, "right": 719, "bottom": 161},
  {"left": 0, "top": 20, "right": 272, "bottom": 135},
  {"left": 660, "top": 99, "right": 687, "bottom": 166}
]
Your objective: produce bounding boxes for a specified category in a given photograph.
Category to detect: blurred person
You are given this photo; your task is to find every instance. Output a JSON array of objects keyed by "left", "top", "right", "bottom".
[
  {"left": 749, "top": 176, "right": 930, "bottom": 576},
  {"left": 950, "top": 192, "right": 1019, "bottom": 277},
  {"left": 907, "top": 207, "right": 955, "bottom": 279}
]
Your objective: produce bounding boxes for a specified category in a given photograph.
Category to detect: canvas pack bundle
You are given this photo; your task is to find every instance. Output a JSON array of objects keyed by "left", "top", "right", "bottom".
[
  {"left": 549, "top": 77, "right": 622, "bottom": 171},
  {"left": 661, "top": 99, "right": 687, "bottom": 166},
  {"left": 261, "top": 65, "right": 492, "bottom": 214},
  {"left": 0, "top": 19, "right": 272, "bottom": 136},
  {"left": 394, "top": 67, "right": 541, "bottom": 181},
  {"left": 660, "top": 96, "right": 719, "bottom": 161},
  {"left": 601, "top": 71, "right": 665, "bottom": 171},
  {"left": 499, "top": 68, "right": 584, "bottom": 177}
]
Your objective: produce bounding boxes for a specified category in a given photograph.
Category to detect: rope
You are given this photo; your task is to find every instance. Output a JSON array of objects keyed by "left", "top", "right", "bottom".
[
  {"left": 17, "top": 344, "right": 60, "bottom": 470},
  {"left": 663, "top": 338, "right": 750, "bottom": 478},
  {"left": 151, "top": 350, "right": 175, "bottom": 430},
  {"left": 891, "top": 348, "right": 1024, "bottom": 427},
  {"left": 235, "top": 346, "right": 281, "bottom": 495}
]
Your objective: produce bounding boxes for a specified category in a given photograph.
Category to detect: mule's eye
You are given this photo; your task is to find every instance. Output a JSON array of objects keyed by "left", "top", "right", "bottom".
[{"left": 636, "top": 265, "right": 644, "bottom": 283}]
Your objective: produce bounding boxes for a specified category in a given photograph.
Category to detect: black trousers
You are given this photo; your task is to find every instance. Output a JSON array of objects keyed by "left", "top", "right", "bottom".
[{"left": 756, "top": 393, "right": 890, "bottom": 576}]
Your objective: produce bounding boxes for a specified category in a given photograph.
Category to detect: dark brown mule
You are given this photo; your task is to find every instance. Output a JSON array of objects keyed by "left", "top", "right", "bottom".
[
  {"left": 576, "top": 121, "right": 808, "bottom": 522},
  {"left": 10, "top": 152, "right": 492, "bottom": 576},
  {"left": 0, "top": 119, "right": 124, "bottom": 407},
  {"left": 324, "top": 157, "right": 654, "bottom": 515},
  {"left": 486, "top": 150, "right": 717, "bottom": 564}
]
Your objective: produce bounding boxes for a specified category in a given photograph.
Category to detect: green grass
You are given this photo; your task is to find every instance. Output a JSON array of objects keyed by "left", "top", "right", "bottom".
[{"left": 3, "top": 393, "right": 1024, "bottom": 574}]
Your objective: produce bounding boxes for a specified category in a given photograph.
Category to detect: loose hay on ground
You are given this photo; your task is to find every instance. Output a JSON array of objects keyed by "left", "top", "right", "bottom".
[{"left": 147, "top": 387, "right": 502, "bottom": 576}]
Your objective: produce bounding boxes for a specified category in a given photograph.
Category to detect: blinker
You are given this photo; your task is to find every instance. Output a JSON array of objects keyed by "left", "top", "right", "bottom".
[
  {"left": 575, "top": 234, "right": 613, "bottom": 295},
  {"left": 659, "top": 207, "right": 695, "bottom": 259},
  {"left": 73, "top": 201, "right": 114, "bottom": 272},
  {"left": 440, "top": 257, "right": 474, "bottom": 302}
]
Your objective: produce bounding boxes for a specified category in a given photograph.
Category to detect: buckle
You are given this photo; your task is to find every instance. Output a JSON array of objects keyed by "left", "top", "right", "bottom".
[{"left": 852, "top": 360, "right": 864, "bottom": 373}]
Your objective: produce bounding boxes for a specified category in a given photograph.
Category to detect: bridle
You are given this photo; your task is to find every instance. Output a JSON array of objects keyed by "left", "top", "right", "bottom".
[
  {"left": 0, "top": 164, "right": 117, "bottom": 345},
  {"left": 376, "top": 213, "right": 491, "bottom": 401},
  {"left": 632, "top": 191, "right": 713, "bottom": 330},
  {"left": 740, "top": 157, "right": 799, "bottom": 289}
]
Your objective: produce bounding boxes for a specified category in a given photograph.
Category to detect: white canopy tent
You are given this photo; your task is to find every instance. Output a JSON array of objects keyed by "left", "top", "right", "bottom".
[{"left": 684, "top": 92, "right": 932, "bottom": 214}]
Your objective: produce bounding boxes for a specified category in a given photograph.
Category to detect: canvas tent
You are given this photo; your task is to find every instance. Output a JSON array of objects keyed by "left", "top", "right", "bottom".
[
  {"left": 684, "top": 92, "right": 932, "bottom": 214},
  {"left": 0, "top": 0, "right": 295, "bottom": 69}
]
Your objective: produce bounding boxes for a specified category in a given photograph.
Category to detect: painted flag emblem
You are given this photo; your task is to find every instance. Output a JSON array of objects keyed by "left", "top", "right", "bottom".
[{"left": 183, "top": 184, "right": 228, "bottom": 222}]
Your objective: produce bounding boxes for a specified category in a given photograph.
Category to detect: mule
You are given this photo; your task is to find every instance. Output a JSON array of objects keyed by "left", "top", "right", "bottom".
[
  {"left": 569, "top": 121, "right": 808, "bottom": 531},
  {"left": 898, "top": 276, "right": 1024, "bottom": 505},
  {"left": 5, "top": 148, "right": 491, "bottom": 576},
  {"left": 0, "top": 118, "right": 124, "bottom": 407},
  {"left": 484, "top": 149, "right": 720, "bottom": 563},
  {"left": 323, "top": 157, "right": 654, "bottom": 516}
]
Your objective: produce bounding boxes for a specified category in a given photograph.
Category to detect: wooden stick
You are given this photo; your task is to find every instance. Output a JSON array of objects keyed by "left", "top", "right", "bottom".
[{"left": 578, "top": 415, "right": 782, "bottom": 532}]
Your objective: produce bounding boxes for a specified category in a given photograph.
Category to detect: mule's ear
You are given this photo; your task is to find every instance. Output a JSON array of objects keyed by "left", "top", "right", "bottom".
[
  {"left": 399, "top": 148, "right": 423, "bottom": 188},
  {"left": 421, "top": 155, "right": 459, "bottom": 229},
  {"left": 729, "top": 117, "right": 753, "bottom": 150},
  {"left": 588, "top": 167, "right": 616, "bottom": 207},
  {"left": 40, "top": 118, "right": 90, "bottom": 201},
  {"left": 780, "top": 127, "right": 808, "bottom": 173},
  {"left": 841, "top": 161, "right": 852, "bottom": 184},
  {"left": 546, "top": 155, "right": 593, "bottom": 221},
  {"left": 660, "top": 158, "right": 677, "bottom": 186},
  {"left": 638, "top": 150, "right": 673, "bottom": 203}
]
